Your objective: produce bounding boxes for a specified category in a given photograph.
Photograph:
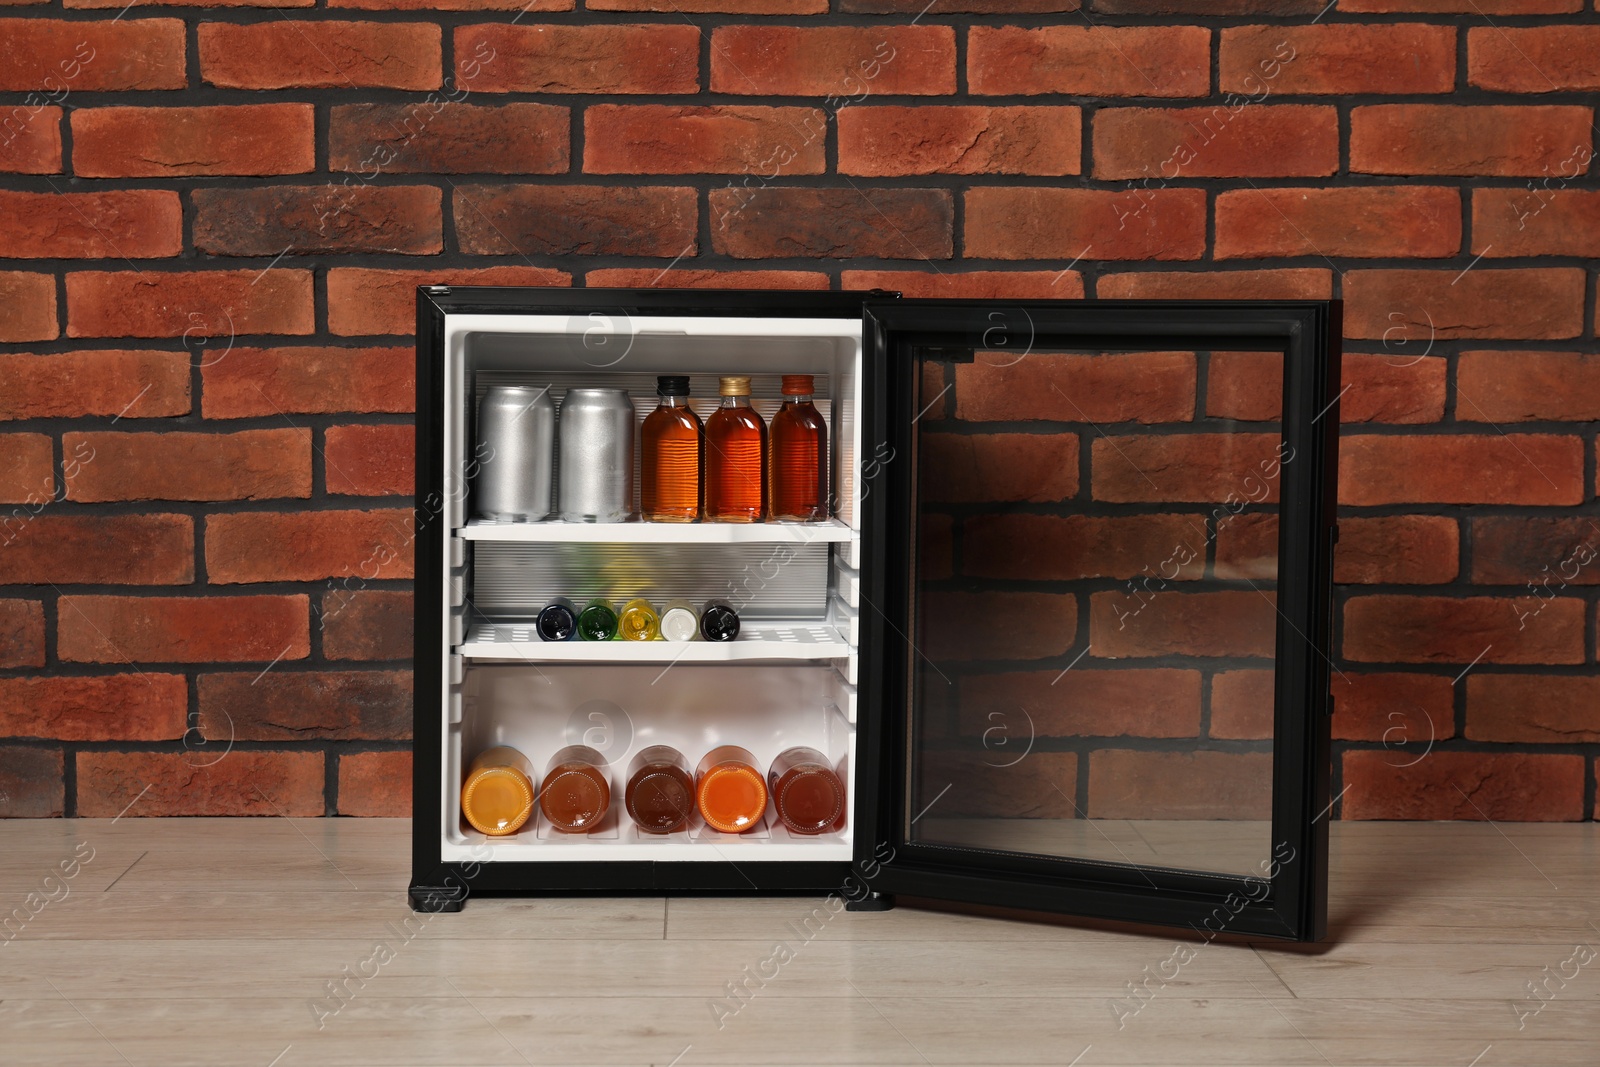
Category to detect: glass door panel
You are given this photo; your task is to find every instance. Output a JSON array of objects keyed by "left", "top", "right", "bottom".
[
  {"left": 855, "top": 299, "right": 1338, "bottom": 941},
  {"left": 909, "top": 346, "right": 1284, "bottom": 879}
]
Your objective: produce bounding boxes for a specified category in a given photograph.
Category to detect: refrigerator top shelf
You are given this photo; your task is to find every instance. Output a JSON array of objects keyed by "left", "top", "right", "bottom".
[
  {"left": 460, "top": 518, "right": 855, "bottom": 545},
  {"left": 460, "top": 620, "right": 851, "bottom": 662}
]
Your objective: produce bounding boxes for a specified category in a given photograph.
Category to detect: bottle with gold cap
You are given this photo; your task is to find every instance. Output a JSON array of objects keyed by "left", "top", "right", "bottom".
[
  {"left": 460, "top": 745, "right": 536, "bottom": 837},
  {"left": 695, "top": 744, "right": 768, "bottom": 834},
  {"left": 704, "top": 376, "right": 767, "bottom": 523},
  {"left": 769, "top": 374, "right": 828, "bottom": 522},
  {"left": 618, "top": 597, "right": 661, "bottom": 641}
]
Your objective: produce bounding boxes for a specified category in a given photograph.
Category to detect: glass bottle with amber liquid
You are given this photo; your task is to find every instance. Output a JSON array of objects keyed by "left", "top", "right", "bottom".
[
  {"left": 540, "top": 744, "right": 611, "bottom": 833},
  {"left": 768, "top": 375, "right": 828, "bottom": 522},
  {"left": 768, "top": 746, "right": 845, "bottom": 836},
  {"left": 704, "top": 376, "right": 766, "bottom": 523},
  {"left": 640, "top": 375, "right": 701, "bottom": 523},
  {"left": 625, "top": 745, "right": 696, "bottom": 834}
]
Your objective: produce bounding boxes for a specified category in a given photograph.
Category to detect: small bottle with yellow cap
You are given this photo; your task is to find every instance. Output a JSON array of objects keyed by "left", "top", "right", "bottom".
[{"left": 704, "top": 375, "right": 768, "bottom": 523}]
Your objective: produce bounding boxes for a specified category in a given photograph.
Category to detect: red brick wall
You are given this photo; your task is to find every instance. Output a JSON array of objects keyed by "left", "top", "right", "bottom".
[{"left": 1, "top": 0, "right": 1596, "bottom": 820}]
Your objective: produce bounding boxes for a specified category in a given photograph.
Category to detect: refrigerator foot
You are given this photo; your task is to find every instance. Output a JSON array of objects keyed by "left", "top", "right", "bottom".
[
  {"left": 409, "top": 885, "right": 467, "bottom": 913},
  {"left": 845, "top": 892, "right": 895, "bottom": 912}
]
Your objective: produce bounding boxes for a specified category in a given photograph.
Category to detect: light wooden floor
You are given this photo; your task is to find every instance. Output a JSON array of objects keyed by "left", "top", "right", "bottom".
[{"left": 2, "top": 819, "right": 1597, "bottom": 1066}]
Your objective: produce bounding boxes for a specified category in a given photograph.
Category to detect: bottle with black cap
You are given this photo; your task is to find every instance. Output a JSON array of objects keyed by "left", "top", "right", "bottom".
[
  {"left": 535, "top": 596, "right": 578, "bottom": 641},
  {"left": 700, "top": 598, "right": 741, "bottom": 642},
  {"left": 641, "top": 374, "right": 702, "bottom": 523}
]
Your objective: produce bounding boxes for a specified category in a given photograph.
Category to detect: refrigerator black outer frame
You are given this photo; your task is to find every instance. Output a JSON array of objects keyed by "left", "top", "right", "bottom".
[
  {"left": 411, "top": 288, "right": 1340, "bottom": 943},
  {"left": 853, "top": 299, "right": 1340, "bottom": 942},
  {"left": 411, "top": 287, "right": 875, "bottom": 910}
]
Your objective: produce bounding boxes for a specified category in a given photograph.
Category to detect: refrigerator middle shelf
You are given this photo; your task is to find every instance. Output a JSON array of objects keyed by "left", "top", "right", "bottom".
[
  {"left": 461, "top": 518, "right": 854, "bottom": 544},
  {"left": 459, "top": 620, "right": 852, "bottom": 662}
]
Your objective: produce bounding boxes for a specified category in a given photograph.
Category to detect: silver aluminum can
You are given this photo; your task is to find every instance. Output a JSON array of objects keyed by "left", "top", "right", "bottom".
[
  {"left": 558, "top": 387, "right": 636, "bottom": 522},
  {"left": 474, "top": 385, "right": 555, "bottom": 521}
]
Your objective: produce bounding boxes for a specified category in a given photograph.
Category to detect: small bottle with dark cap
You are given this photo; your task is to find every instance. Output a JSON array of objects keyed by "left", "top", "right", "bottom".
[
  {"left": 700, "top": 598, "right": 740, "bottom": 642},
  {"left": 577, "top": 599, "right": 618, "bottom": 641},
  {"left": 641, "top": 375, "right": 702, "bottom": 523},
  {"left": 535, "top": 596, "right": 578, "bottom": 641}
]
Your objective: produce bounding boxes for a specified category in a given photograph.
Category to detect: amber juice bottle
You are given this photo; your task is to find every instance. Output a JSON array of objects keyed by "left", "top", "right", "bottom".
[
  {"left": 640, "top": 376, "right": 701, "bottom": 523},
  {"left": 768, "top": 375, "right": 828, "bottom": 522},
  {"left": 696, "top": 745, "right": 768, "bottom": 834},
  {"left": 461, "top": 745, "right": 536, "bottom": 837},
  {"left": 539, "top": 745, "right": 611, "bottom": 833},
  {"left": 768, "top": 746, "right": 845, "bottom": 836},
  {"left": 704, "top": 377, "right": 767, "bottom": 523},
  {"left": 625, "top": 745, "right": 696, "bottom": 834}
]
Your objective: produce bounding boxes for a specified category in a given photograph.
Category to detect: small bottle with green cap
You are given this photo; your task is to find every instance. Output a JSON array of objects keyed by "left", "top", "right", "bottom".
[{"left": 577, "top": 599, "right": 618, "bottom": 641}]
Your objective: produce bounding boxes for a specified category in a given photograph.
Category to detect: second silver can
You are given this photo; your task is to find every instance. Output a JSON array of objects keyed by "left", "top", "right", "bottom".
[
  {"left": 474, "top": 385, "right": 555, "bottom": 521},
  {"left": 559, "top": 387, "right": 636, "bottom": 522}
]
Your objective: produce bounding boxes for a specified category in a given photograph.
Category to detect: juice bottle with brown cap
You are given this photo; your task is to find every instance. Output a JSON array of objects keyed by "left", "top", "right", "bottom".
[
  {"left": 704, "top": 376, "right": 767, "bottom": 523},
  {"left": 460, "top": 745, "right": 536, "bottom": 837},
  {"left": 768, "top": 746, "right": 846, "bottom": 836},
  {"left": 624, "top": 745, "right": 696, "bottom": 834},
  {"left": 768, "top": 374, "right": 828, "bottom": 521},
  {"left": 539, "top": 745, "right": 611, "bottom": 833},
  {"left": 696, "top": 745, "right": 768, "bottom": 834}
]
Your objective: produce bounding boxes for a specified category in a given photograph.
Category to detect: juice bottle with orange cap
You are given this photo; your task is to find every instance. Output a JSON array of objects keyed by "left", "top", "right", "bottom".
[
  {"left": 768, "top": 374, "right": 828, "bottom": 522},
  {"left": 695, "top": 745, "right": 768, "bottom": 834},
  {"left": 460, "top": 745, "right": 536, "bottom": 837}
]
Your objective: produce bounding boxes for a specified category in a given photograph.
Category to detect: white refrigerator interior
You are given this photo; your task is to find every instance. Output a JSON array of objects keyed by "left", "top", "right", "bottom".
[{"left": 435, "top": 314, "right": 864, "bottom": 863}]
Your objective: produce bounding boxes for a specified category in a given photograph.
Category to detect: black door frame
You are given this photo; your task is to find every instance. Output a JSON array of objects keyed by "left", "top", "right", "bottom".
[{"left": 852, "top": 299, "right": 1341, "bottom": 942}]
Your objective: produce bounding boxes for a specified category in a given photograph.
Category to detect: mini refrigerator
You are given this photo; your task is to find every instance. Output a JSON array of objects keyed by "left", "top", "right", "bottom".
[{"left": 411, "top": 288, "right": 1341, "bottom": 942}]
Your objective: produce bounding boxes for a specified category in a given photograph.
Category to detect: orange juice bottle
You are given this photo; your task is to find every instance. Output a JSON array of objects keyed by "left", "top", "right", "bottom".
[
  {"left": 460, "top": 745, "right": 536, "bottom": 836},
  {"left": 695, "top": 745, "right": 768, "bottom": 834}
]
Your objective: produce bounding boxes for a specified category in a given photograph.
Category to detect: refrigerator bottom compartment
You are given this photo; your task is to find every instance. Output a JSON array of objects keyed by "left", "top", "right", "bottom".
[{"left": 441, "top": 663, "right": 855, "bottom": 863}]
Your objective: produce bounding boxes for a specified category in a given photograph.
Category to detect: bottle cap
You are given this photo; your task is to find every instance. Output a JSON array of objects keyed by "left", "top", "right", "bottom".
[
  {"left": 700, "top": 601, "right": 740, "bottom": 642},
  {"left": 718, "top": 376, "right": 752, "bottom": 397},
  {"left": 461, "top": 765, "right": 535, "bottom": 836},
  {"left": 656, "top": 375, "right": 690, "bottom": 397},
  {"left": 536, "top": 600, "right": 577, "bottom": 641},
  {"left": 660, "top": 605, "right": 699, "bottom": 642},
  {"left": 781, "top": 375, "right": 815, "bottom": 396}
]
